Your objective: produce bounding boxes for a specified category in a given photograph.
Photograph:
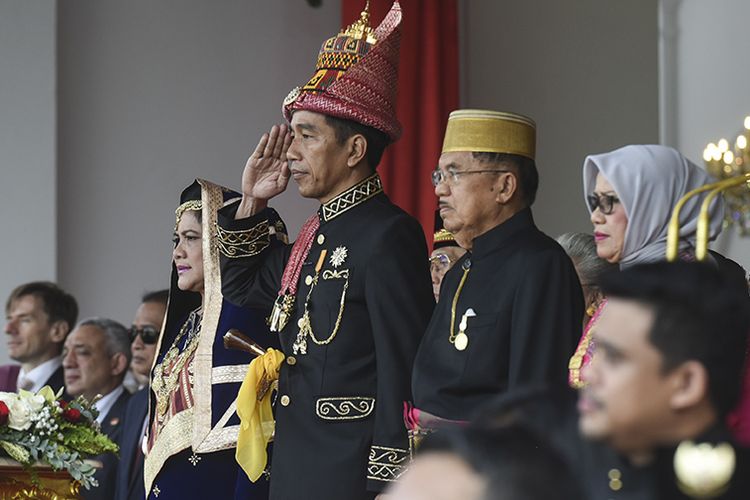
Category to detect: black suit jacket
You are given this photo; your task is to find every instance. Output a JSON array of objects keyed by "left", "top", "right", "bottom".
[
  {"left": 83, "top": 389, "right": 131, "bottom": 500},
  {"left": 46, "top": 365, "right": 70, "bottom": 399},
  {"left": 115, "top": 387, "right": 149, "bottom": 500},
  {"left": 0, "top": 363, "right": 68, "bottom": 398}
]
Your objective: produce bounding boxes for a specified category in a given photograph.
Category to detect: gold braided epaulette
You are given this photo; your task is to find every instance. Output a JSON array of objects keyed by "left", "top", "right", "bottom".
[{"left": 215, "top": 219, "right": 270, "bottom": 258}]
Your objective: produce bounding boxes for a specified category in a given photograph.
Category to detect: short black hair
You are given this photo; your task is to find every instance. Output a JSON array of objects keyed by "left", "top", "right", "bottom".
[
  {"left": 601, "top": 261, "right": 750, "bottom": 418},
  {"left": 472, "top": 152, "right": 538, "bottom": 207},
  {"left": 6, "top": 281, "right": 79, "bottom": 333},
  {"left": 142, "top": 289, "right": 169, "bottom": 306},
  {"left": 324, "top": 115, "right": 390, "bottom": 171},
  {"left": 420, "top": 424, "right": 584, "bottom": 500}
]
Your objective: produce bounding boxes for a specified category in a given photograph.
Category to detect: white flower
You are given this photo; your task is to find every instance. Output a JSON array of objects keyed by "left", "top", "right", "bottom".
[
  {"left": 0, "top": 392, "right": 32, "bottom": 431},
  {"left": 17, "top": 390, "right": 46, "bottom": 412}
]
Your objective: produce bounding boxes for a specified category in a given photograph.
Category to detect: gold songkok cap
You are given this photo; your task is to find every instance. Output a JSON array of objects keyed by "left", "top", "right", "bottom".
[{"left": 441, "top": 109, "right": 536, "bottom": 160}]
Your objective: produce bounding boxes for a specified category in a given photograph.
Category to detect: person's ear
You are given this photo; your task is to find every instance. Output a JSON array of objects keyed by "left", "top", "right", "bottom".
[
  {"left": 111, "top": 352, "right": 129, "bottom": 377},
  {"left": 49, "top": 321, "right": 70, "bottom": 344},
  {"left": 494, "top": 171, "right": 518, "bottom": 204},
  {"left": 347, "top": 135, "right": 368, "bottom": 168},
  {"left": 669, "top": 361, "right": 709, "bottom": 411}
]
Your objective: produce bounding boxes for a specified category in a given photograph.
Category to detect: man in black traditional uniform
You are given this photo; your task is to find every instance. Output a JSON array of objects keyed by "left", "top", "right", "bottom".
[
  {"left": 409, "top": 110, "right": 583, "bottom": 430},
  {"left": 576, "top": 261, "right": 750, "bottom": 499},
  {"left": 477, "top": 262, "right": 750, "bottom": 499},
  {"left": 217, "top": 2, "right": 433, "bottom": 499}
]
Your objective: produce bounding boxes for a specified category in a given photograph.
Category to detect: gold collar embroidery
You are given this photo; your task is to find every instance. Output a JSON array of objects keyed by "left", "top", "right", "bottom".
[{"left": 320, "top": 173, "right": 383, "bottom": 222}]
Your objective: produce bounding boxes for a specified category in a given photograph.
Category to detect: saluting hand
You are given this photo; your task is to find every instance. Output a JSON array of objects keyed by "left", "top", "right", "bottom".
[{"left": 236, "top": 124, "right": 293, "bottom": 219}]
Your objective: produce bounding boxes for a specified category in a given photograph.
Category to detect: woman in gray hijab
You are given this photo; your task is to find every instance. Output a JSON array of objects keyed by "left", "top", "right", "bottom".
[
  {"left": 569, "top": 144, "right": 750, "bottom": 444},
  {"left": 584, "top": 144, "right": 723, "bottom": 268},
  {"left": 568, "top": 144, "right": 726, "bottom": 388}
]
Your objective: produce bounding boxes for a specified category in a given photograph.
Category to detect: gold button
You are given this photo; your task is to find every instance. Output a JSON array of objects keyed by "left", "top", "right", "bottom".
[
  {"left": 317, "top": 234, "right": 325, "bottom": 245},
  {"left": 608, "top": 469, "right": 622, "bottom": 491},
  {"left": 286, "top": 356, "right": 296, "bottom": 365},
  {"left": 305, "top": 275, "right": 313, "bottom": 286},
  {"left": 280, "top": 395, "right": 290, "bottom": 406}
]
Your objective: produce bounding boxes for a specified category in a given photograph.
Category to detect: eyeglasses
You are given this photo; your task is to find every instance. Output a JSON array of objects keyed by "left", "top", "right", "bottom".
[
  {"left": 431, "top": 167, "right": 511, "bottom": 187},
  {"left": 586, "top": 193, "right": 620, "bottom": 215},
  {"left": 429, "top": 253, "right": 453, "bottom": 273},
  {"left": 128, "top": 326, "right": 160, "bottom": 345}
]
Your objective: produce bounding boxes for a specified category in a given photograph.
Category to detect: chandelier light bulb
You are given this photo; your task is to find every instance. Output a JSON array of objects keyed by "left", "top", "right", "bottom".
[
  {"left": 737, "top": 135, "right": 748, "bottom": 150},
  {"left": 718, "top": 138, "right": 729, "bottom": 151},
  {"left": 723, "top": 151, "right": 735, "bottom": 164},
  {"left": 745, "top": 116, "right": 750, "bottom": 130}
]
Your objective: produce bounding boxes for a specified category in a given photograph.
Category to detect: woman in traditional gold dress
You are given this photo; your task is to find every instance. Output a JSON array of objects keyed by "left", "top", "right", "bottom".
[{"left": 143, "top": 179, "right": 280, "bottom": 499}]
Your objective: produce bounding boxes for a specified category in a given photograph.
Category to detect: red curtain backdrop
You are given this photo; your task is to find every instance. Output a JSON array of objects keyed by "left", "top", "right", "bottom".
[{"left": 342, "top": 0, "right": 459, "bottom": 246}]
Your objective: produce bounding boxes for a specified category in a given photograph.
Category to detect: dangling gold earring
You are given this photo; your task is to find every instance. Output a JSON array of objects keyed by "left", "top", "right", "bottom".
[{"left": 586, "top": 303, "right": 598, "bottom": 317}]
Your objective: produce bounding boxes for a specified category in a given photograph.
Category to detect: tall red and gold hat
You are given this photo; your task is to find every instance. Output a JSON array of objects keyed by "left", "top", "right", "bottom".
[{"left": 282, "top": 1, "right": 403, "bottom": 141}]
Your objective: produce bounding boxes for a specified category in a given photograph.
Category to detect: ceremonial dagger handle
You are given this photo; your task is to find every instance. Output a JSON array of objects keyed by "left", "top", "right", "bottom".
[{"left": 223, "top": 328, "right": 266, "bottom": 358}]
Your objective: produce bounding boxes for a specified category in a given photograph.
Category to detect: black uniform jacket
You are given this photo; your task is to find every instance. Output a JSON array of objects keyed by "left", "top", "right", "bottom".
[
  {"left": 575, "top": 423, "right": 750, "bottom": 500},
  {"left": 481, "top": 386, "right": 750, "bottom": 500},
  {"left": 84, "top": 389, "right": 131, "bottom": 500},
  {"left": 217, "top": 174, "right": 434, "bottom": 499},
  {"left": 412, "top": 208, "right": 583, "bottom": 420},
  {"left": 115, "top": 387, "right": 148, "bottom": 500}
]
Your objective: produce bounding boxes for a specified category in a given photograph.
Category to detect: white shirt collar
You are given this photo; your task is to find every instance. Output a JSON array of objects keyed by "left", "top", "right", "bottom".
[
  {"left": 93, "top": 385, "right": 125, "bottom": 424},
  {"left": 17, "top": 356, "right": 62, "bottom": 393}
]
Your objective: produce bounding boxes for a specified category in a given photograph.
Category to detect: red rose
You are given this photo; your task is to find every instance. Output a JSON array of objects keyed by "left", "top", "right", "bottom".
[
  {"left": 63, "top": 408, "right": 81, "bottom": 423},
  {"left": 0, "top": 401, "right": 8, "bottom": 426},
  {"left": 58, "top": 400, "right": 68, "bottom": 409}
]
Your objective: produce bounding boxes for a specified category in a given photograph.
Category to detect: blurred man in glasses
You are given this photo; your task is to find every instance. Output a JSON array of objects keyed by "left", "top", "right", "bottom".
[
  {"left": 115, "top": 289, "right": 168, "bottom": 500},
  {"left": 128, "top": 290, "right": 168, "bottom": 390},
  {"left": 430, "top": 211, "right": 466, "bottom": 302}
]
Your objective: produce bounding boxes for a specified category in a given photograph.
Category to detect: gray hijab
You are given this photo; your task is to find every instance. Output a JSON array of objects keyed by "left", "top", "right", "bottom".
[{"left": 582, "top": 144, "right": 724, "bottom": 269}]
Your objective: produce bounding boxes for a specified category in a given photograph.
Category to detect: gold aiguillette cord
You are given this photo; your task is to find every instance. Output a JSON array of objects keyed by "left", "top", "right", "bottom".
[{"left": 449, "top": 260, "right": 471, "bottom": 344}]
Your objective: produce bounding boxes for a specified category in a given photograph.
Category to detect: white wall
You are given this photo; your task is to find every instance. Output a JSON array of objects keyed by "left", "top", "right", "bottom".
[
  {"left": 57, "top": 0, "right": 335, "bottom": 325},
  {"left": 663, "top": 0, "right": 750, "bottom": 268},
  {"left": 0, "top": 0, "right": 57, "bottom": 365},
  {"left": 460, "top": 0, "right": 660, "bottom": 237}
]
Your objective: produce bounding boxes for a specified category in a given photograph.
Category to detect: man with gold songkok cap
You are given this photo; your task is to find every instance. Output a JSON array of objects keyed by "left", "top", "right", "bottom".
[
  {"left": 216, "top": 2, "right": 433, "bottom": 499},
  {"left": 409, "top": 110, "right": 583, "bottom": 429},
  {"left": 430, "top": 210, "right": 466, "bottom": 302}
]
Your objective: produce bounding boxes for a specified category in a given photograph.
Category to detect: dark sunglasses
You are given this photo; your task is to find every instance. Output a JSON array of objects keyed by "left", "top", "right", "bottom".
[
  {"left": 586, "top": 193, "right": 620, "bottom": 215},
  {"left": 128, "top": 326, "right": 160, "bottom": 345}
]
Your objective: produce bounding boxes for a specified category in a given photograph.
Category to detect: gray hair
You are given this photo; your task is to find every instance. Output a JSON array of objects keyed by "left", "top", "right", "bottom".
[
  {"left": 556, "top": 232, "right": 616, "bottom": 286},
  {"left": 77, "top": 317, "right": 132, "bottom": 365}
]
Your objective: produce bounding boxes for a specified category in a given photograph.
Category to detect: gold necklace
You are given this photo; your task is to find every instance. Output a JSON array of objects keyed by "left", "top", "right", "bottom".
[
  {"left": 449, "top": 260, "right": 471, "bottom": 351},
  {"left": 152, "top": 308, "right": 202, "bottom": 417}
]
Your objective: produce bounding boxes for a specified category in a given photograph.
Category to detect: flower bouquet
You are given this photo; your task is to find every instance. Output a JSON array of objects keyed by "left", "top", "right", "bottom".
[{"left": 0, "top": 386, "right": 118, "bottom": 489}]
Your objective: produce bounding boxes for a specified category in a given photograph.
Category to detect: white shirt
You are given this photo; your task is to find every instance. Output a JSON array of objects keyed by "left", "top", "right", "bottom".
[
  {"left": 16, "top": 356, "right": 62, "bottom": 393},
  {"left": 93, "top": 385, "right": 125, "bottom": 425}
]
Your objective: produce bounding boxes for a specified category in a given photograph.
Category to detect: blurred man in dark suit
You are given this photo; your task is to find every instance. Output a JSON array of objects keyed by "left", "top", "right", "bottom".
[
  {"left": 1, "top": 281, "right": 77, "bottom": 395},
  {"left": 64, "top": 317, "right": 131, "bottom": 500},
  {"left": 116, "top": 290, "right": 168, "bottom": 500}
]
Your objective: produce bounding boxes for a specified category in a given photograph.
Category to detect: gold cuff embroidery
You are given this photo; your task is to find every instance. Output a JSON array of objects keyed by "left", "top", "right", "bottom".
[
  {"left": 321, "top": 173, "right": 383, "bottom": 222},
  {"left": 367, "top": 445, "right": 409, "bottom": 482},
  {"left": 315, "top": 397, "right": 375, "bottom": 420},
  {"left": 216, "top": 219, "right": 270, "bottom": 258}
]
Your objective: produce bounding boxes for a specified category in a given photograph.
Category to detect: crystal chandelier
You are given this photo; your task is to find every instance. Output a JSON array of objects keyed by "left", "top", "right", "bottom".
[{"left": 702, "top": 116, "right": 750, "bottom": 235}]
